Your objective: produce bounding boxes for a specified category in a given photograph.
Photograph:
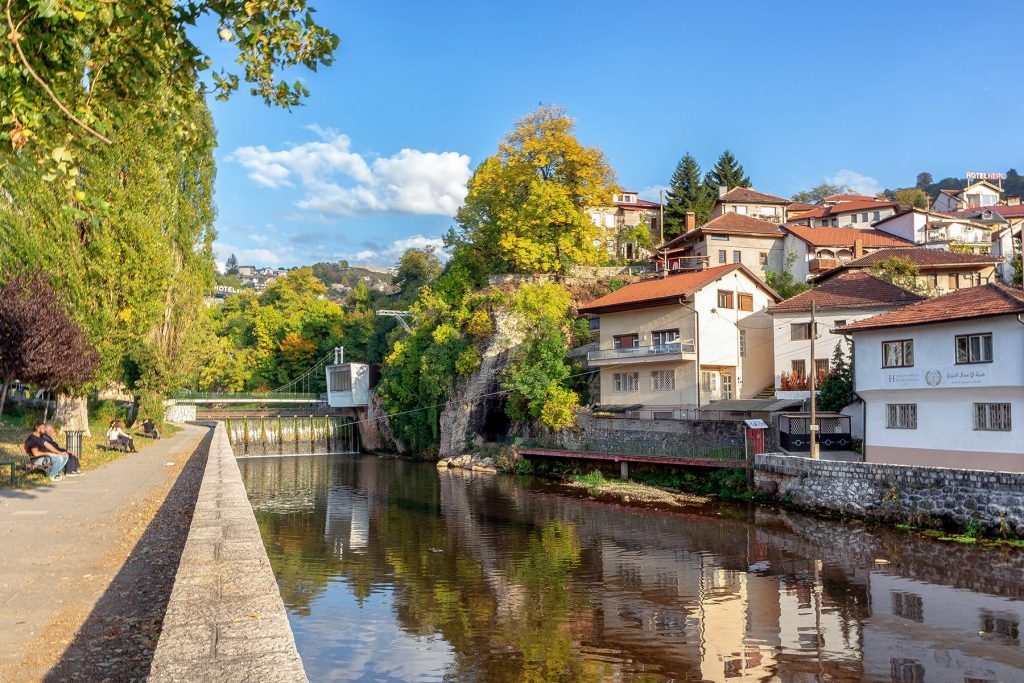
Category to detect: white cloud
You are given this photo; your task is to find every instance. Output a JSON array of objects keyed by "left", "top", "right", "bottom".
[
  {"left": 232, "top": 128, "right": 471, "bottom": 217},
  {"left": 638, "top": 184, "right": 668, "bottom": 202},
  {"left": 342, "top": 235, "right": 448, "bottom": 266},
  {"left": 827, "top": 170, "right": 882, "bottom": 196},
  {"left": 214, "top": 234, "right": 448, "bottom": 270}
]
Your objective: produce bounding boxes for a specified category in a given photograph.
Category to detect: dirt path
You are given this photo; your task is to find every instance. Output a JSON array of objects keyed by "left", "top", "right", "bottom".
[{"left": 0, "top": 424, "right": 211, "bottom": 682}]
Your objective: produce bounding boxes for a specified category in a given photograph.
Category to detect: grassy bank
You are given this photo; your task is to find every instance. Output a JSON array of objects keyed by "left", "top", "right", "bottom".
[
  {"left": 566, "top": 470, "right": 712, "bottom": 509},
  {"left": 0, "top": 409, "right": 178, "bottom": 488}
]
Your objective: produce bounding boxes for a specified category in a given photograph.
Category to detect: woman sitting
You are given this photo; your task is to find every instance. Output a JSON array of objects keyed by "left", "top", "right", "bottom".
[{"left": 106, "top": 420, "right": 137, "bottom": 453}]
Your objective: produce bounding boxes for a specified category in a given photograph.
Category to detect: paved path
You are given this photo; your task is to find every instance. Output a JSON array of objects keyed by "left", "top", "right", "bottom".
[{"left": 0, "top": 424, "right": 209, "bottom": 681}]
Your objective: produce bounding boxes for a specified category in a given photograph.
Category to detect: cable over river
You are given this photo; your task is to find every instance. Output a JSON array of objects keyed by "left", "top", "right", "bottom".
[{"left": 239, "top": 453, "right": 1024, "bottom": 682}]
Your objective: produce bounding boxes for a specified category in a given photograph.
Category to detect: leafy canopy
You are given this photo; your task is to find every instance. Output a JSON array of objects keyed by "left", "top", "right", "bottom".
[
  {"left": 869, "top": 256, "right": 931, "bottom": 295},
  {"left": 791, "top": 182, "right": 848, "bottom": 204}
]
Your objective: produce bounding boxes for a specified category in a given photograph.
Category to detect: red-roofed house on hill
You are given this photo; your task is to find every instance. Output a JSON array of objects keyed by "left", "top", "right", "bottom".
[
  {"left": 874, "top": 207, "right": 994, "bottom": 255},
  {"left": 588, "top": 190, "right": 662, "bottom": 261},
  {"left": 930, "top": 180, "right": 1002, "bottom": 213},
  {"left": 578, "top": 264, "right": 780, "bottom": 412},
  {"left": 710, "top": 186, "right": 791, "bottom": 224},
  {"left": 781, "top": 225, "right": 915, "bottom": 281},
  {"left": 786, "top": 199, "right": 899, "bottom": 228},
  {"left": 839, "top": 283, "right": 1024, "bottom": 470},
  {"left": 812, "top": 247, "right": 1003, "bottom": 295},
  {"left": 768, "top": 272, "right": 924, "bottom": 408},
  {"left": 657, "top": 212, "right": 785, "bottom": 278}
]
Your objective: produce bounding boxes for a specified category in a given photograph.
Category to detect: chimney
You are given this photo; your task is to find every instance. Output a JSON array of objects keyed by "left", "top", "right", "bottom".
[
  {"left": 718, "top": 184, "right": 729, "bottom": 199},
  {"left": 684, "top": 211, "right": 696, "bottom": 233},
  {"left": 854, "top": 239, "right": 864, "bottom": 259}
]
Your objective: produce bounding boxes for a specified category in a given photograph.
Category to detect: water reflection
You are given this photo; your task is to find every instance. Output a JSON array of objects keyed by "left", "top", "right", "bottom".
[{"left": 239, "top": 455, "right": 1024, "bottom": 682}]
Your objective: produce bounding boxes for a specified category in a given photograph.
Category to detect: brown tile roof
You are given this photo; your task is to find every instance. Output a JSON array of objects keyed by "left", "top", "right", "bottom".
[
  {"left": 823, "top": 193, "right": 880, "bottom": 202},
  {"left": 832, "top": 247, "right": 1003, "bottom": 269},
  {"left": 718, "top": 187, "right": 790, "bottom": 205},
  {"left": 782, "top": 225, "right": 914, "bottom": 248},
  {"left": 839, "top": 284, "right": 1024, "bottom": 332},
  {"left": 787, "top": 201, "right": 817, "bottom": 212},
  {"left": 956, "top": 205, "right": 1024, "bottom": 219},
  {"left": 769, "top": 271, "right": 924, "bottom": 313},
  {"left": 659, "top": 213, "right": 783, "bottom": 251},
  {"left": 939, "top": 188, "right": 962, "bottom": 197},
  {"left": 789, "top": 200, "right": 898, "bottom": 221},
  {"left": 616, "top": 198, "right": 661, "bottom": 209},
  {"left": 578, "top": 263, "right": 778, "bottom": 314}
]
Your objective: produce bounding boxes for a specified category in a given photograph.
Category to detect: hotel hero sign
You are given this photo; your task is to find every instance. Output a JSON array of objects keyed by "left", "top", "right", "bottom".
[{"left": 884, "top": 367, "right": 990, "bottom": 388}]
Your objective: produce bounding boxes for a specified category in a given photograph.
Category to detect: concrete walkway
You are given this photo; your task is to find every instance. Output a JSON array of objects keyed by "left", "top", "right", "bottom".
[{"left": 0, "top": 424, "right": 209, "bottom": 681}]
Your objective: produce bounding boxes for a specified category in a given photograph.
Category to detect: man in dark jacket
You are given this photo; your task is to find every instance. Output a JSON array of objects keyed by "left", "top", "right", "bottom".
[
  {"left": 24, "top": 424, "right": 68, "bottom": 480},
  {"left": 42, "top": 424, "right": 82, "bottom": 476}
]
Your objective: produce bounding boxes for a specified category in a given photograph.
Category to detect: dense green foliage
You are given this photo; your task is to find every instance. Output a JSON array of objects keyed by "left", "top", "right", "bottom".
[
  {"left": 817, "top": 342, "right": 855, "bottom": 412},
  {"left": 791, "top": 182, "right": 847, "bottom": 204},
  {"left": 704, "top": 149, "right": 750, "bottom": 191},
  {"left": 764, "top": 251, "right": 810, "bottom": 299},
  {"left": 664, "top": 152, "right": 714, "bottom": 235},
  {"left": 870, "top": 256, "right": 930, "bottom": 295}
]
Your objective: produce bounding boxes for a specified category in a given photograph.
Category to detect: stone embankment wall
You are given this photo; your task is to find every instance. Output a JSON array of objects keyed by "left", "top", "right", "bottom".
[
  {"left": 164, "top": 400, "right": 196, "bottom": 424},
  {"left": 557, "top": 414, "right": 745, "bottom": 455},
  {"left": 149, "top": 422, "right": 307, "bottom": 682},
  {"left": 755, "top": 453, "right": 1024, "bottom": 536}
]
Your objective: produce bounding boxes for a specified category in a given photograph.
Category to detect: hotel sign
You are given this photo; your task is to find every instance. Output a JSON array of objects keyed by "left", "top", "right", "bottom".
[
  {"left": 883, "top": 366, "right": 990, "bottom": 389},
  {"left": 965, "top": 172, "right": 1007, "bottom": 181}
]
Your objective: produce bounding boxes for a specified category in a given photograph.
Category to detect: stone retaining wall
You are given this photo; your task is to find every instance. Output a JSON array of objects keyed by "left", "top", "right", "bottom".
[
  {"left": 755, "top": 453, "right": 1024, "bottom": 536},
  {"left": 149, "top": 422, "right": 307, "bottom": 682},
  {"left": 557, "top": 414, "right": 745, "bottom": 456},
  {"left": 164, "top": 400, "right": 196, "bottom": 424}
]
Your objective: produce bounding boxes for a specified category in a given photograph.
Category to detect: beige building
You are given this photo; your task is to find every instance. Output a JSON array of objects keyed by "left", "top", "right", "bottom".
[
  {"left": 930, "top": 180, "right": 1002, "bottom": 212},
  {"left": 579, "top": 263, "right": 779, "bottom": 412},
  {"left": 658, "top": 213, "right": 785, "bottom": 278},
  {"left": 786, "top": 199, "right": 899, "bottom": 228},
  {"left": 780, "top": 225, "right": 914, "bottom": 282},
  {"left": 813, "top": 247, "right": 1003, "bottom": 295},
  {"left": 589, "top": 191, "right": 662, "bottom": 261},
  {"left": 710, "top": 186, "right": 791, "bottom": 224}
]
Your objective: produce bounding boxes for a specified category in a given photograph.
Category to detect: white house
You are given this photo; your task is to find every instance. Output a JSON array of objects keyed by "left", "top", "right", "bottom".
[
  {"left": 579, "top": 263, "right": 780, "bottom": 412},
  {"left": 930, "top": 180, "right": 1002, "bottom": 212},
  {"left": 710, "top": 186, "right": 791, "bottom": 224},
  {"left": 813, "top": 247, "right": 1003, "bottom": 295},
  {"left": 780, "top": 225, "right": 914, "bottom": 282},
  {"left": 769, "top": 271, "right": 924, "bottom": 400},
  {"left": 873, "top": 207, "right": 993, "bottom": 252},
  {"left": 955, "top": 205, "right": 1024, "bottom": 284},
  {"left": 840, "top": 283, "right": 1024, "bottom": 470},
  {"left": 785, "top": 199, "right": 898, "bottom": 228}
]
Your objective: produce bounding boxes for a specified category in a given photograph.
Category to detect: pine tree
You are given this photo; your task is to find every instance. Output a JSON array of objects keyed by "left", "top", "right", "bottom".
[
  {"left": 817, "top": 341, "right": 855, "bottom": 412},
  {"left": 704, "top": 149, "right": 751, "bottom": 193},
  {"left": 664, "top": 153, "right": 714, "bottom": 236},
  {"left": 225, "top": 254, "right": 239, "bottom": 275}
]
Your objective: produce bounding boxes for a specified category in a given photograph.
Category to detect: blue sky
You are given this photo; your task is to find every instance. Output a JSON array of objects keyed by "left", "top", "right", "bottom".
[{"left": 202, "top": 0, "right": 1024, "bottom": 269}]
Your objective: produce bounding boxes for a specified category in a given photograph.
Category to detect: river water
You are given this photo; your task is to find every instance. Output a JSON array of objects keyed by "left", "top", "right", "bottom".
[{"left": 238, "top": 453, "right": 1024, "bottom": 682}]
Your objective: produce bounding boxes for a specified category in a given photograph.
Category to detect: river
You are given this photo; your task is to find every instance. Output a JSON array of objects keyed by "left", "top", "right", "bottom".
[{"left": 238, "top": 453, "right": 1024, "bottom": 682}]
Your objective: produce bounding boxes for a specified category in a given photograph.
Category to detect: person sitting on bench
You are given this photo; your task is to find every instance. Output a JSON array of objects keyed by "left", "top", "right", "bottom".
[
  {"left": 106, "top": 420, "right": 137, "bottom": 453},
  {"left": 41, "top": 424, "right": 82, "bottom": 476},
  {"left": 24, "top": 424, "right": 68, "bottom": 481},
  {"left": 141, "top": 418, "right": 160, "bottom": 439}
]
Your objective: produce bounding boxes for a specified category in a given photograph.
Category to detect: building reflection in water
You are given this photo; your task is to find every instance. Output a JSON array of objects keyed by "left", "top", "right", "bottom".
[{"left": 239, "top": 454, "right": 1024, "bottom": 682}]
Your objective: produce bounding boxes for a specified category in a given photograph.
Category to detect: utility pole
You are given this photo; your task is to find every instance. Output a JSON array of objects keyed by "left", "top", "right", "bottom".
[
  {"left": 809, "top": 301, "right": 819, "bottom": 460},
  {"left": 659, "top": 188, "right": 665, "bottom": 245}
]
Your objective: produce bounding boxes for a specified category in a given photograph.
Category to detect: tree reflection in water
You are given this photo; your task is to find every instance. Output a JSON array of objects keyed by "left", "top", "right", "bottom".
[{"left": 240, "top": 454, "right": 1024, "bottom": 683}]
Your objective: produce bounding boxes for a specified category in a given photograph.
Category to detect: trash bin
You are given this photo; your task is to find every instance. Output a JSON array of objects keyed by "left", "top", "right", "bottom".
[{"left": 65, "top": 430, "right": 84, "bottom": 457}]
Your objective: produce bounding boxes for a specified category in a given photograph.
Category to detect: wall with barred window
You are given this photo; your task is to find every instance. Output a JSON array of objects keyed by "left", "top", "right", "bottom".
[{"left": 755, "top": 453, "right": 1024, "bottom": 537}]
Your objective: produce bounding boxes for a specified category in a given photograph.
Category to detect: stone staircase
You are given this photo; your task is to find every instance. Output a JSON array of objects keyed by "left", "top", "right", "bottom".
[{"left": 752, "top": 384, "right": 776, "bottom": 400}]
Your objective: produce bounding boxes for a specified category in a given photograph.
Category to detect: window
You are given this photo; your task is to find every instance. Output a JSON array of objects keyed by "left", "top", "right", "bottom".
[
  {"left": 814, "top": 358, "right": 830, "bottom": 377},
  {"left": 851, "top": 213, "right": 858, "bottom": 224},
  {"left": 719, "top": 250, "right": 727, "bottom": 264},
  {"left": 862, "top": 212, "right": 869, "bottom": 222},
  {"left": 738, "top": 293, "right": 753, "bottom": 312},
  {"left": 733, "top": 250, "right": 742, "bottom": 263},
  {"left": 653, "top": 411, "right": 674, "bottom": 420},
  {"left": 831, "top": 218, "right": 838, "bottom": 227},
  {"left": 926, "top": 274, "right": 938, "bottom": 288},
  {"left": 834, "top": 319, "right": 847, "bottom": 328},
  {"left": 651, "top": 369, "right": 676, "bottom": 391},
  {"left": 651, "top": 329, "right": 680, "bottom": 347},
  {"left": 613, "top": 372, "right": 639, "bottom": 392},
  {"left": 886, "top": 403, "right": 918, "bottom": 429},
  {"left": 700, "top": 370, "right": 717, "bottom": 392},
  {"left": 735, "top": 205, "right": 748, "bottom": 215},
  {"left": 613, "top": 334, "right": 639, "bottom": 350},
  {"left": 791, "top": 359, "right": 806, "bottom": 378},
  {"left": 328, "top": 367, "right": 352, "bottom": 392},
  {"left": 948, "top": 273, "right": 959, "bottom": 290},
  {"left": 717, "top": 290, "right": 734, "bottom": 308},
  {"left": 956, "top": 333, "right": 993, "bottom": 364},
  {"left": 882, "top": 340, "right": 914, "bottom": 368},
  {"left": 710, "top": 234, "right": 729, "bottom": 241},
  {"left": 791, "top": 322, "right": 812, "bottom": 341},
  {"left": 763, "top": 206, "right": 778, "bottom": 216},
  {"left": 820, "top": 220, "right": 828, "bottom": 227},
  {"left": 721, "top": 373, "right": 734, "bottom": 399},
  {"left": 873, "top": 211, "right": 881, "bottom": 221},
  {"left": 759, "top": 252, "right": 768, "bottom": 267},
  {"left": 974, "top": 403, "right": 1011, "bottom": 431},
  {"left": 739, "top": 329, "right": 747, "bottom": 357}
]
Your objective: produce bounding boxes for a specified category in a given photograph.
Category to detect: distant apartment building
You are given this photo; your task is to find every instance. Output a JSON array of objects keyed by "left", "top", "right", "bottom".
[
  {"left": 840, "top": 284, "right": 1024, "bottom": 470},
  {"left": 710, "top": 187, "right": 791, "bottom": 224},
  {"left": 930, "top": 180, "right": 1002, "bottom": 212},
  {"left": 236, "top": 265, "right": 257, "bottom": 278},
  {"left": 781, "top": 225, "right": 914, "bottom": 282},
  {"left": 658, "top": 213, "right": 785, "bottom": 278},
  {"left": 589, "top": 191, "right": 662, "bottom": 260},
  {"left": 579, "top": 264, "right": 779, "bottom": 412},
  {"left": 813, "top": 247, "right": 1003, "bottom": 295},
  {"left": 786, "top": 199, "right": 899, "bottom": 228}
]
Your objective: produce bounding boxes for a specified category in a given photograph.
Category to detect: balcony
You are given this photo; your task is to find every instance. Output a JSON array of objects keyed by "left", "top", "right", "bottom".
[
  {"left": 587, "top": 341, "right": 696, "bottom": 366},
  {"left": 809, "top": 258, "right": 841, "bottom": 273}
]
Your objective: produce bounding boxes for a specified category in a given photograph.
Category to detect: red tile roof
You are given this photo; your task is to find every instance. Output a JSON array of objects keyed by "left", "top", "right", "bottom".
[
  {"left": 579, "top": 263, "right": 778, "bottom": 313},
  {"left": 787, "top": 201, "right": 817, "bottom": 212},
  {"left": 956, "top": 205, "right": 1024, "bottom": 219},
  {"left": 939, "top": 188, "right": 961, "bottom": 197},
  {"left": 823, "top": 193, "right": 879, "bottom": 202},
  {"left": 617, "top": 199, "right": 661, "bottom": 209},
  {"left": 660, "top": 213, "right": 783, "bottom": 250},
  {"left": 789, "top": 200, "right": 898, "bottom": 221},
  {"left": 718, "top": 187, "right": 790, "bottom": 205},
  {"left": 839, "top": 284, "right": 1024, "bottom": 332},
  {"left": 833, "top": 247, "right": 1003, "bottom": 269},
  {"left": 782, "top": 225, "right": 914, "bottom": 248},
  {"left": 769, "top": 271, "right": 924, "bottom": 313}
]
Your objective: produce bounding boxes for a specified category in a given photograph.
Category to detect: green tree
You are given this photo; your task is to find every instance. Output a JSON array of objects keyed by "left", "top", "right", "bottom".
[
  {"left": 870, "top": 256, "right": 931, "bottom": 295},
  {"left": 448, "top": 106, "right": 617, "bottom": 277},
  {"left": 704, "top": 149, "right": 750, "bottom": 193},
  {"left": 893, "top": 187, "right": 929, "bottom": 209},
  {"left": 817, "top": 341, "right": 855, "bottom": 412},
  {"left": 394, "top": 248, "right": 442, "bottom": 301},
  {"left": 764, "top": 251, "right": 810, "bottom": 299},
  {"left": 1012, "top": 253, "right": 1022, "bottom": 286},
  {"left": 791, "top": 182, "right": 847, "bottom": 204},
  {"left": 664, "top": 152, "right": 713, "bottom": 236},
  {"left": 916, "top": 172, "right": 933, "bottom": 189},
  {"left": 225, "top": 254, "right": 239, "bottom": 275}
]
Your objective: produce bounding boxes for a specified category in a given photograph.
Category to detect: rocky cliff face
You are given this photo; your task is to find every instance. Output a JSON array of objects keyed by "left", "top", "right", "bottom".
[{"left": 437, "top": 307, "right": 525, "bottom": 459}]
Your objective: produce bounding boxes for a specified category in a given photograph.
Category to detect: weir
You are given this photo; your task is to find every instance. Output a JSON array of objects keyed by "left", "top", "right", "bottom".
[{"left": 224, "top": 414, "right": 360, "bottom": 457}]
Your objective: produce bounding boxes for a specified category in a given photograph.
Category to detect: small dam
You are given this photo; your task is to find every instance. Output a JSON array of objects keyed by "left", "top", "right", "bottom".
[{"left": 224, "top": 414, "right": 359, "bottom": 457}]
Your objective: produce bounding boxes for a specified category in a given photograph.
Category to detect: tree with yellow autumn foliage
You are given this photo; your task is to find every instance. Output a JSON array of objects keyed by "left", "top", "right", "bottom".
[{"left": 448, "top": 106, "right": 617, "bottom": 277}]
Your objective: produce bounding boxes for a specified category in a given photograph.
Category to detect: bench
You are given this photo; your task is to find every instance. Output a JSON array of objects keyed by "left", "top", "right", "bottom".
[{"left": 18, "top": 444, "right": 52, "bottom": 480}]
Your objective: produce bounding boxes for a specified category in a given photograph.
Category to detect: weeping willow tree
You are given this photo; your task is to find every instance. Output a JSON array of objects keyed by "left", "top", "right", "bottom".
[{"left": 0, "top": 86, "right": 217, "bottom": 432}]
